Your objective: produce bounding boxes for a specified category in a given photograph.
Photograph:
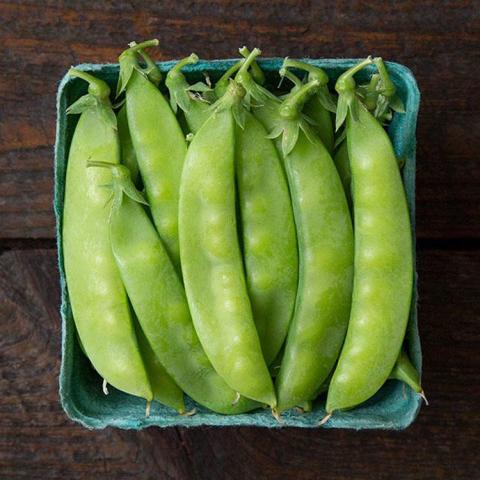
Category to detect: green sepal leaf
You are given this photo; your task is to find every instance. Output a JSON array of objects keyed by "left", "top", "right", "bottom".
[
  {"left": 349, "top": 95, "right": 359, "bottom": 122},
  {"left": 187, "top": 82, "right": 212, "bottom": 92},
  {"left": 249, "top": 82, "right": 278, "bottom": 107},
  {"left": 116, "top": 61, "right": 135, "bottom": 98},
  {"left": 317, "top": 85, "right": 337, "bottom": 113},
  {"left": 299, "top": 119, "right": 318, "bottom": 146},
  {"left": 98, "top": 104, "right": 118, "bottom": 131},
  {"left": 243, "top": 92, "right": 252, "bottom": 111},
  {"left": 374, "top": 94, "right": 389, "bottom": 121},
  {"left": 265, "top": 124, "right": 283, "bottom": 140},
  {"left": 335, "top": 94, "right": 349, "bottom": 132},
  {"left": 66, "top": 94, "right": 97, "bottom": 115},
  {"left": 232, "top": 103, "right": 246, "bottom": 130},
  {"left": 282, "top": 121, "right": 300, "bottom": 156},
  {"left": 175, "top": 87, "right": 192, "bottom": 113},
  {"left": 389, "top": 94, "right": 405, "bottom": 113}
]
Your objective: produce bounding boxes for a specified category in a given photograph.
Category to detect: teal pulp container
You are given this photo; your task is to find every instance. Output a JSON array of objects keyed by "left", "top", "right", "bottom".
[{"left": 54, "top": 58, "right": 421, "bottom": 429}]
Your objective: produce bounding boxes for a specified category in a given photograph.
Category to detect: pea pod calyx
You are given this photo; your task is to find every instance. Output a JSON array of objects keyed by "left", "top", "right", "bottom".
[
  {"left": 87, "top": 162, "right": 148, "bottom": 214},
  {"left": 334, "top": 56, "right": 373, "bottom": 131},
  {"left": 67, "top": 69, "right": 117, "bottom": 130},
  {"left": 267, "top": 79, "right": 321, "bottom": 156},
  {"left": 281, "top": 59, "right": 336, "bottom": 113},
  {"left": 236, "top": 48, "right": 279, "bottom": 109},
  {"left": 239, "top": 46, "right": 266, "bottom": 85},
  {"left": 209, "top": 79, "right": 247, "bottom": 128},
  {"left": 371, "top": 57, "right": 406, "bottom": 121},
  {"left": 166, "top": 53, "right": 214, "bottom": 114},
  {"left": 117, "top": 39, "right": 161, "bottom": 97}
]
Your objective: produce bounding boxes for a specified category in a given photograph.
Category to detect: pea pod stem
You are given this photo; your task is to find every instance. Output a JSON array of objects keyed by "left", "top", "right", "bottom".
[
  {"left": 136, "top": 48, "right": 162, "bottom": 86},
  {"left": 279, "top": 79, "right": 320, "bottom": 120},
  {"left": 171, "top": 53, "right": 199, "bottom": 75},
  {"left": 125, "top": 38, "right": 159, "bottom": 53},
  {"left": 217, "top": 60, "right": 244, "bottom": 86},
  {"left": 237, "top": 47, "right": 262, "bottom": 78},
  {"left": 282, "top": 58, "right": 329, "bottom": 86},
  {"left": 68, "top": 68, "right": 111, "bottom": 99},
  {"left": 373, "top": 57, "right": 396, "bottom": 98},
  {"left": 239, "top": 46, "right": 266, "bottom": 85},
  {"left": 215, "top": 60, "right": 245, "bottom": 98},
  {"left": 335, "top": 56, "right": 373, "bottom": 94},
  {"left": 279, "top": 66, "right": 303, "bottom": 90}
]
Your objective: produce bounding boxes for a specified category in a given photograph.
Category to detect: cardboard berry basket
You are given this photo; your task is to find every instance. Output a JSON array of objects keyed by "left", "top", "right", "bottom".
[{"left": 54, "top": 58, "right": 421, "bottom": 429}]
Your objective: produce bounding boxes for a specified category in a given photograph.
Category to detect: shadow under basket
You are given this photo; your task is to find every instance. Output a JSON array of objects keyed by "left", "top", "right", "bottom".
[{"left": 54, "top": 58, "right": 421, "bottom": 430}]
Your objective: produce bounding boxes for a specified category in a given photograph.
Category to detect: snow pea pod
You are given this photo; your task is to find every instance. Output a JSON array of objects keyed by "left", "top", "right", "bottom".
[
  {"left": 179, "top": 81, "right": 276, "bottom": 406},
  {"left": 169, "top": 55, "right": 297, "bottom": 364},
  {"left": 90, "top": 163, "right": 259, "bottom": 414},
  {"left": 235, "top": 108, "right": 298, "bottom": 365},
  {"left": 118, "top": 40, "right": 186, "bottom": 270},
  {"left": 62, "top": 69, "right": 152, "bottom": 403},
  {"left": 282, "top": 59, "right": 336, "bottom": 154},
  {"left": 237, "top": 50, "right": 354, "bottom": 414},
  {"left": 325, "top": 58, "right": 414, "bottom": 416}
]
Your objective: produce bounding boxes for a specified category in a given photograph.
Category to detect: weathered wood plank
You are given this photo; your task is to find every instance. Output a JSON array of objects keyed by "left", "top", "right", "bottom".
[
  {"left": 0, "top": 247, "right": 477, "bottom": 478},
  {"left": 0, "top": 1, "right": 479, "bottom": 238}
]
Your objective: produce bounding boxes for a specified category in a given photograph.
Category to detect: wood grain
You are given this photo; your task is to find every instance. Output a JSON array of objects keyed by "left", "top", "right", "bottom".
[
  {"left": 0, "top": 1, "right": 479, "bottom": 239},
  {"left": 1, "top": 1, "right": 478, "bottom": 478},
  {"left": 0, "top": 247, "right": 478, "bottom": 479}
]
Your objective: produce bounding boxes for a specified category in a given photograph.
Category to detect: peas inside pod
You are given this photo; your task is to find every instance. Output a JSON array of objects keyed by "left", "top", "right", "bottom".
[{"left": 62, "top": 40, "right": 424, "bottom": 424}]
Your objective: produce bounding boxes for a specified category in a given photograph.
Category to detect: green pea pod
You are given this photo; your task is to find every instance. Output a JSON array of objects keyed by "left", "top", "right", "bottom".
[
  {"left": 282, "top": 59, "right": 336, "bottom": 154},
  {"left": 325, "top": 58, "right": 413, "bottom": 416},
  {"left": 63, "top": 69, "right": 152, "bottom": 403},
  {"left": 179, "top": 81, "right": 276, "bottom": 407},
  {"left": 207, "top": 50, "right": 299, "bottom": 365},
  {"left": 134, "top": 319, "right": 185, "bottom": 413},
  {"left": 178, "top": 51, "right": 299, "bottom": 365},
  {"left": 237, "top": 50, "right": 354, "bottom": 414},
  {"left": 118, "top": 40, "right": 186, "bottom": 270},
  {"left": 89, "top": 163, "right": 259, "bottom": 414},
  {"left": 235, "top": 111, "right": 298, "bottom": 365}
]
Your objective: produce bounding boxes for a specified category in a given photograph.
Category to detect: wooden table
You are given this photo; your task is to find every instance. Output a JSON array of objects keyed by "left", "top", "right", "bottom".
[{"left": 1, "top": 1, "right": 478, "bottom": 478}]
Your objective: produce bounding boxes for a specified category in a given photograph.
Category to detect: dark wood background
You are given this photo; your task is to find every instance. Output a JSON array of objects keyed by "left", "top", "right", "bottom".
[{"left": 0, "top": 1, "right": 478, "bottom": 478}]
